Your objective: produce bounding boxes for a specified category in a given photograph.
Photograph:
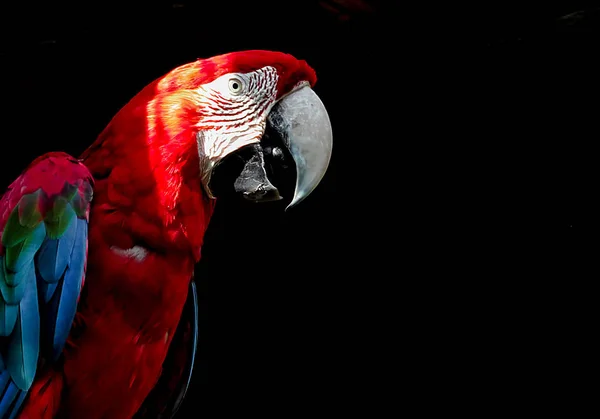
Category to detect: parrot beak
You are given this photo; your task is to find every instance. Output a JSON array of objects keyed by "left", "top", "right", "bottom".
[
  {"left": 266, "top": 85, "right": 333, "bottom": 210},
  {"left": 209, "top": 85, "right": 332, "bottom": 210}
]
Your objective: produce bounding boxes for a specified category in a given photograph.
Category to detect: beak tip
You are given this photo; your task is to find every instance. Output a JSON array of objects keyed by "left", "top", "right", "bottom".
[{"left": 284, "top": 191, "right": 307, "bottom": 211}]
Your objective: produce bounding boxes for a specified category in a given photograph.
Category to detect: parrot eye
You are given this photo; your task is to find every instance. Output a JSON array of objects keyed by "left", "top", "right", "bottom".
[{"left": 228, "top": 77, "right": 245, "bottom": 95}]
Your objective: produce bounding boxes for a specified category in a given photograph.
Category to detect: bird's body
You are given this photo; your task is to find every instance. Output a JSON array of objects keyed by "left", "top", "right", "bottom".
[
  {"left": 0, "top": 50, "right": 332, "bottom": 418},
  {"left": 16, "top": 68, "right": 216, "bottom": 417}
]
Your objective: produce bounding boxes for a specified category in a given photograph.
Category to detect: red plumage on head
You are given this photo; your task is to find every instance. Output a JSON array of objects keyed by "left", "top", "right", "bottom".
[{"left": 153, "top": 50, "right": 317, "bottom": 100}]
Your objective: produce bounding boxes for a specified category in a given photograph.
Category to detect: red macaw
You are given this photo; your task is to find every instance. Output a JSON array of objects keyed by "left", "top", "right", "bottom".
[{"left": 0, "top": 50, "right": 332, "bottom": 418}]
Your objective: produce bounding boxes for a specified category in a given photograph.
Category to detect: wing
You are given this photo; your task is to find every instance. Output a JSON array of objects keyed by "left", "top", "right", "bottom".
[
  {"left": 134, "top": 279, "right": 199, "bottom": 419},
  {"left": 0, "top": 152, "right": 93, "bottom": 419}
]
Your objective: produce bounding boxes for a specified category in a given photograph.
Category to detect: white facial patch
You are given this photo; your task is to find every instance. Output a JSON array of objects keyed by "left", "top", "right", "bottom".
[{"left": 194, "top": 66, "right": 279, "bottom": 197}]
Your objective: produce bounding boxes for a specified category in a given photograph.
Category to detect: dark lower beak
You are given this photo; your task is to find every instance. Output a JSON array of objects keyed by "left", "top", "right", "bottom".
[{"left": 232, "top": 144, "right": 281, "bottom": 202}]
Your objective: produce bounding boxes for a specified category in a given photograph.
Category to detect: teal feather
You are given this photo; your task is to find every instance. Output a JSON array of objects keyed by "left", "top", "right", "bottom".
[
  {"left": 0, "top": 298, "right": 18, "bottom": 336},
  {"left": 6, "top": 264, "right": 40, "bottom": 391},
  {"left": 0, "top": 260, "right": 31, "bottom": 305}
]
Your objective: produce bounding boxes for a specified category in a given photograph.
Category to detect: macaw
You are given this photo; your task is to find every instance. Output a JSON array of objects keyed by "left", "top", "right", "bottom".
[{"left": 0, "top": 50, "right": 332, "bottom": 418}]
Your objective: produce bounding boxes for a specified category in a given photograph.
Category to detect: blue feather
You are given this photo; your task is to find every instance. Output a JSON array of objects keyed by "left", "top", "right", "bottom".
[
  {"left": 37, "top": 279, "right": 59, "bottom": 304},
  {"left": 184, "top": 281, "right": 199, "bottom": 394},
  {"left": 36, "top": 217, "right": 77, "bottom": 284},
  {"left": 56, "top": 218, "right": 79, "bottom": 271},
  {"left": 35, "top": 239, "right": 59, "bottom": 282},
  {"left": 44, "top": 279, "right": 63, "bottom": 355},
  {"left": 0, "top": 382, "right": 17, "bottom": 418},
  {"left": 172, "top": 280, "right": 199, "bottom": 414},
  {"left": 6, "top": 390, "right": 26, "bottom": 419},
  {"left": 49, "top": 218, "right": 87, "bottom": 361},
  {"left": 6, "top": 265, "right": 40, "bottom": 391},
  {"left": 0, "top": 367, "right": 9, "bottom": 397},
  {"left": 0, "top": 299, "right": 18, "bottom": 336}
]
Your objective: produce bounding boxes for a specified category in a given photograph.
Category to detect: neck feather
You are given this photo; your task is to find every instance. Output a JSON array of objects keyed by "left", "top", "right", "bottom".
[{"left": 81, "top": 90, "right": 215, "bottom": 259}]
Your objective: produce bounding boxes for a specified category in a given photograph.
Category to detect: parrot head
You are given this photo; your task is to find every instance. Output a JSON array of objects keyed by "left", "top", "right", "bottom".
[{"left": 129, "top": 49, "right": 333, "bottom": 210}]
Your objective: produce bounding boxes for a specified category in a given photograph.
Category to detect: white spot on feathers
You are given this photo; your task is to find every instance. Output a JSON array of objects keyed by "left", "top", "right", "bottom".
[{"left": 111, "top": 245, "right": 149, "bottom": 262}]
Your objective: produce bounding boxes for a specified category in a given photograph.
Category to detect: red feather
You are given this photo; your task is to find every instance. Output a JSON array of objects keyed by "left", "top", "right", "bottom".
[
  {"left": 18, "top": 367, "right": 64, "bottom": 419},
  {"left": 11, "top": 50, "right": 318, "bottom": 418}
]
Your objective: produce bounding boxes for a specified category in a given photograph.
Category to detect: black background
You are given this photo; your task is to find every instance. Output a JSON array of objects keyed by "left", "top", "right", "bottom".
[{"left": 0, "top": 1, "right": 594, "bottom": 416}]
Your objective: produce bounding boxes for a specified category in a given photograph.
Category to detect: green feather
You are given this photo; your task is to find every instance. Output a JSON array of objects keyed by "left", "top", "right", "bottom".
[
  {"left": 44, "top": 196, "right": 68, "bottom": 223},
  {"left": 1, "top": 211, "right": 37, "bottom": 248},
  {"left": 44, "top": 203, "right": 75, "bottom": 239},
  {"left": 70, "top": 192, "right": 86, "bottom": 218},
  {"left": 4, "top": 223, "right": 45, "bottom": 273},
  {"left": 60, "top": 181, "right": 80, "bottom": 202},
  {"left": 17, "top": 189, "right": 44, "bottom": 228}
]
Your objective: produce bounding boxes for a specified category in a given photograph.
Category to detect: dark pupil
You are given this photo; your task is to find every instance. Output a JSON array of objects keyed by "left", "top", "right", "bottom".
[{"left": 231, "top": 82, "right": 239, "bottom": 90}]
